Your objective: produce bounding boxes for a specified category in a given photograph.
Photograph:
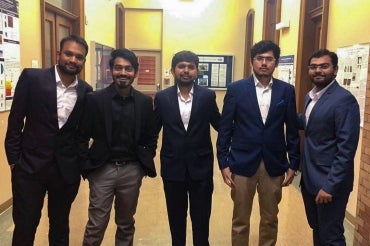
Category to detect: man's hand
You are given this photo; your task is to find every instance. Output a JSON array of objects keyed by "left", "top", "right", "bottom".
[
  {"left": 315, "top": 189, "right": 333, "bottom": 204},
  {"left": 9, "top": 164, "right": 15, "bottom": 171},
  {"left": 282, "top": 168, "right": 295, "bottom": 186},
  {"left": 221, "top": 167, "right": 235, "bottom": 188}
]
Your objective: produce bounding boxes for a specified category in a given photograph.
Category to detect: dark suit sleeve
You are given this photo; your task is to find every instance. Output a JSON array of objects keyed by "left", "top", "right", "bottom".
[
  {"left": 141, "top": 96, "right": 157, "bottom": 155},
  {"left": 284, "top": 85, "right": 300, "bottom": 170},
  {"left": 216, "top": 85, "right": 236, "bottom": 170},
  {"left": 209, "top": 90, "right": 221, "bottom": 131},
  {"left": 5, "top": 69, "right": 29, "bottom": 164},
  {"left": 323, "top": 95, "right": 360, "bottom": 195},
  {"left": 76, "top": 92, "right": 94, "bottom": 169},
  {"left": 153, "top": 92, "right": 163, "bottom": 135},
  {"left": 137, "top": 95, "right": 157, "bottom": 177}
]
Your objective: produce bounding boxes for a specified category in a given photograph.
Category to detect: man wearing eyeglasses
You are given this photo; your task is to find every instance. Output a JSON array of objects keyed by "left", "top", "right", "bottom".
[
  {"left": 5, "top": 35, "right": 92, "bottom": 245},
  {"left": 217, "top": 40, "right": 300, "bottom": 245},
  {"left": 299, "top": 49, "right": 360, "bottom": 245}
]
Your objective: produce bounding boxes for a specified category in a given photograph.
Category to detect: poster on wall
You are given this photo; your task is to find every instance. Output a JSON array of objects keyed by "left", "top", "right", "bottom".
[
  {"left": 197, "top": 54, "right": 233, "bottom": 89},
  {"left": 277, "top": 55, "right": 295, "bottom": 86},
  {"left": 0, "top": 0, "right": 20, "bottom": 111},
  {"left": 92, "top": 42, "right": 114, "bottom": 91},
  {"left": 336, "top": 43, "right": 369, "bottom": 126}
]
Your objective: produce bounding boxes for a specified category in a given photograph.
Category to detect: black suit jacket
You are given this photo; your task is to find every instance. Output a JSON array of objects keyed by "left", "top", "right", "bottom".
[
  {"left": 77, "top": 83, "right": 157, "bottom": 177},
  {"left": 154, "top": 84, "right": 220, "bottom": 181},
  {"left": 5, "top": 67, "right": 93, "bottom": 184}
]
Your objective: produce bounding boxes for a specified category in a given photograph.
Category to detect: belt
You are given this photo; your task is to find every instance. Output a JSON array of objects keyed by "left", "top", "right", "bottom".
[{"left": 107, "top": 160, "right": 137, "bottom": 166}]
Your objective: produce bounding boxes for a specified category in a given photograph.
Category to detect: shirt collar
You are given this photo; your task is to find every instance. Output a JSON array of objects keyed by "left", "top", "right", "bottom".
[
  {"left": 177, "top": 85, "right": 194, "bottom": 96},
  {"left": 110, "top": 83, "right": 135, "bottom": 100},
  {"left": 308, "top": 79, "right": 335, "bottom": 100},
  {"left": 253, "top": 75, "right": 273, "bottom": 88},
  {"left": 55, "top": 65, "right": 78, "bottom": 88}
]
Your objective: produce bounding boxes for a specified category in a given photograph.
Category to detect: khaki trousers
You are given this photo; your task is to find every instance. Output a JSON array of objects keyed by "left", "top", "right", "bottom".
[{"left": 231, "top": 162, "right": 284, "bottom": 246}]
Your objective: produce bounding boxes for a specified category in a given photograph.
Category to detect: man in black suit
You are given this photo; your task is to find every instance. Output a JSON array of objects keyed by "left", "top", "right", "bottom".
[
  {"left": 78, "top": 48, "right": 157, "bottom": 246},
  {"left": 5, "top": 35, "right": 92, "bottom": 246},
  {"left": 154, "top": 50, "right": 221, "bottom": 246}
]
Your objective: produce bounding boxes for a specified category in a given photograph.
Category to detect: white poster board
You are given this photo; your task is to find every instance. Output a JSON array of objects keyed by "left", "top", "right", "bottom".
[{"left": 337, "top": 43, "right": 370, "bottom": 126}]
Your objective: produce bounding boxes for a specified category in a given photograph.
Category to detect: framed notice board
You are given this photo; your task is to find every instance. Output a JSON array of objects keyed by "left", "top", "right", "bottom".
[{"left": 197, "top": 54, "right": 234, "bottom": 89}]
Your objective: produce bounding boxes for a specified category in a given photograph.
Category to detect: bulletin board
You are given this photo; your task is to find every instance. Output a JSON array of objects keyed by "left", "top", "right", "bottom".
[
  {"left": 91, "top": 41, "right": 114, "bottom": 91},
  {"left": 0, "top": 0, "right": 20, "bottom": 111},
  {"left": 197, "top": 54, "right": 233, "bottom": 89},
  {"left": 336, "top": 43, "right": 370, "bottom": 126}
]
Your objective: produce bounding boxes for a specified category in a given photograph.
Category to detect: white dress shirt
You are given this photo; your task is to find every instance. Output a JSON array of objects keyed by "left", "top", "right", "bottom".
[
  {"left": 305, "top": 80, "right": 335, "bottom": 125},
  {"left": 177, "top": 86, "right": 194, "bottom": 131},
  {"left": 254, "top": 76, "right": 273, "bottom": 124},
  {"left": 55, "top": 65, "right": 78, "bottom": 128}
]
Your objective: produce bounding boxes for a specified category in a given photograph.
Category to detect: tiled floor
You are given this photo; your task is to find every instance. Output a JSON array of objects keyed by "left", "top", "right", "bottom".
[
  {"left": 0, "top": 133, "right": 355, "bottom": 245},
  {"left": 0, "top": 173, "right": 355, "bottom": 246}
]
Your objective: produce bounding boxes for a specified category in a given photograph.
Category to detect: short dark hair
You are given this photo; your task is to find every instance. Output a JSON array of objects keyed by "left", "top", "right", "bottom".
[
  {"left": 250, "top": 40, "right": 280, "bottom": 61},
  {"left": 308, "top": 49, "right": 338, "bottom": 67},
  {"left": 60, "top": 34, "right": 89, "bottom": 55},
  {"left": 109, "top": 48, "right": 139, "bottom": 73},
  {"left": 171, "top": 50, "right": 199, "bottom": 70}
]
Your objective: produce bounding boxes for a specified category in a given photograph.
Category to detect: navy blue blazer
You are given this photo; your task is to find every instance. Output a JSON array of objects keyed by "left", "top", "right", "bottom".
[
  {"left": 217, "top": 76, "right": 300, "bottom": 177},
  {"left": 300, "top": 81, "right": 360, "bottom": 196},
  {"left": 154, "top": 84, "right": 220, "bottom": 181},
  {"left": 5, "top": 67, "right": 93, "bottom": 184}
]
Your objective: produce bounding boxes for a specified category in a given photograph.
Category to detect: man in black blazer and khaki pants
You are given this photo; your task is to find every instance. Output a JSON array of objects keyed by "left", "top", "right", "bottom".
[
  {"left": 154, "top": 50, "right": 221, "bottom": 246},
  {"left": 5, "top": 35, "right": 92, "bottom": 245}
]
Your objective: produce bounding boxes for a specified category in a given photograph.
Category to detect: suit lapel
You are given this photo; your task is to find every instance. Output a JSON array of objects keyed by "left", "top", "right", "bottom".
[
  {"left": 104, "top": 85, "right": 114, "bottom": 145},
  {"left": 187, "top": 85, "right": 199, "bottom": 130},
  {"left": 133, "top": 89, "right": 141, "bottom": 143},
  {"left": 45, "top": 67, "right": 59, "bottom": 129},
  {"left": 245, "top": 77, "right": 264, "bottom": 125},
  {"left": 168, "top": 86, "right": 186, "bottom": 131},
  {"left": 265, "top": 79, "right": 281, "bottom": 125},
  {"left": 306, "top": 81, "right": 338, "bottom": 129}
]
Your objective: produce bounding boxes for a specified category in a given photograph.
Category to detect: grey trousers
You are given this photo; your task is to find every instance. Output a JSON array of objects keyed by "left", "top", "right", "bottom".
[{"left": 83, "top": 162, "right": 144, "bottom": 246}]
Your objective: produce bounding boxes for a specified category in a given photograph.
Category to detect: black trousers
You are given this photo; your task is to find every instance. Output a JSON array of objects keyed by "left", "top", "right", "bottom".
[
  {"left": 163, "top": 177, "right": 213, "bottom": 246},
  {"left": 11, "top": 164, "right": 80, "bottom": 246}
]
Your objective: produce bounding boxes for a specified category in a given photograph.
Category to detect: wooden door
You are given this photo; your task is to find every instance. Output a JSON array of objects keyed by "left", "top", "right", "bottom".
[{"left": 44, "top": 10, "right": 73, "bottom": 67}]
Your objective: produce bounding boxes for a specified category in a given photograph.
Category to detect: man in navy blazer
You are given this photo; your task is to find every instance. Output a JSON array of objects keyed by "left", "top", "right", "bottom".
[
  {"left": 217, "top": 40, "right": 300, "bottom": 245},
  {"left": 299, "top": 49, "right": 360, "bottom": 245},
  {"left": 5, "top": 35, "right": 92, "bottom": 245},
  {"left": 154, "top": 50, "right": 220, "bottom": 246}
]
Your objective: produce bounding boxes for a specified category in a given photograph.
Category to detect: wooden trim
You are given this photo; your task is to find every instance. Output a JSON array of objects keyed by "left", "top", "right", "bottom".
[
  {"left": 320, "top": 0, "right": 329, "bottom": 48},
  {"left": 0, "top": 198, "right": 12, "bottom": 214},
  {"left": 308, "top": 6, "right": 323, "bottom": 19},
  {"left": 244, "top": 9, "right": 254, "bottom": 78},
  {"left": 45, "top": 2, "right": 78, "bottom": 20},
  {"left": 116, "top": 3, "right": 125, "bottom": 48}
]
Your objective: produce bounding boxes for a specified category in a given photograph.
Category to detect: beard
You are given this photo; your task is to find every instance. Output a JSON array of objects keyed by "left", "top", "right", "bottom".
[
  {"left": 58, "top": 63, "right": 82, "bottom": 76},
  {"left": 114, "top": 75, "right": 135, "bottom": 89}
]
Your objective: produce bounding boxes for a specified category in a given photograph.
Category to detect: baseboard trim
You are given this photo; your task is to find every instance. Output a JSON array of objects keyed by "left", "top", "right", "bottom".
[
  {"left": 0, "top": 198, "right": 12, "bottom": 214},
  {"left": 345, "top": 211, "right": 356, "bottom": 226}
]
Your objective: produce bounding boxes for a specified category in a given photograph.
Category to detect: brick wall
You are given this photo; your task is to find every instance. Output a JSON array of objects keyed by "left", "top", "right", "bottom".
[{"left": 354, "top": 55, "right": 370, "bottom": 245}]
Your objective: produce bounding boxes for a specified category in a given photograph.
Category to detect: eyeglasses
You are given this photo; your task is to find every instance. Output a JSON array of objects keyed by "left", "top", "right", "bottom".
[
  {"left": 253, "top": 56, "right": 276, "bottom": 63},
  {"left": 308, "top": 64, "right": 331, "bottom": 70}
]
